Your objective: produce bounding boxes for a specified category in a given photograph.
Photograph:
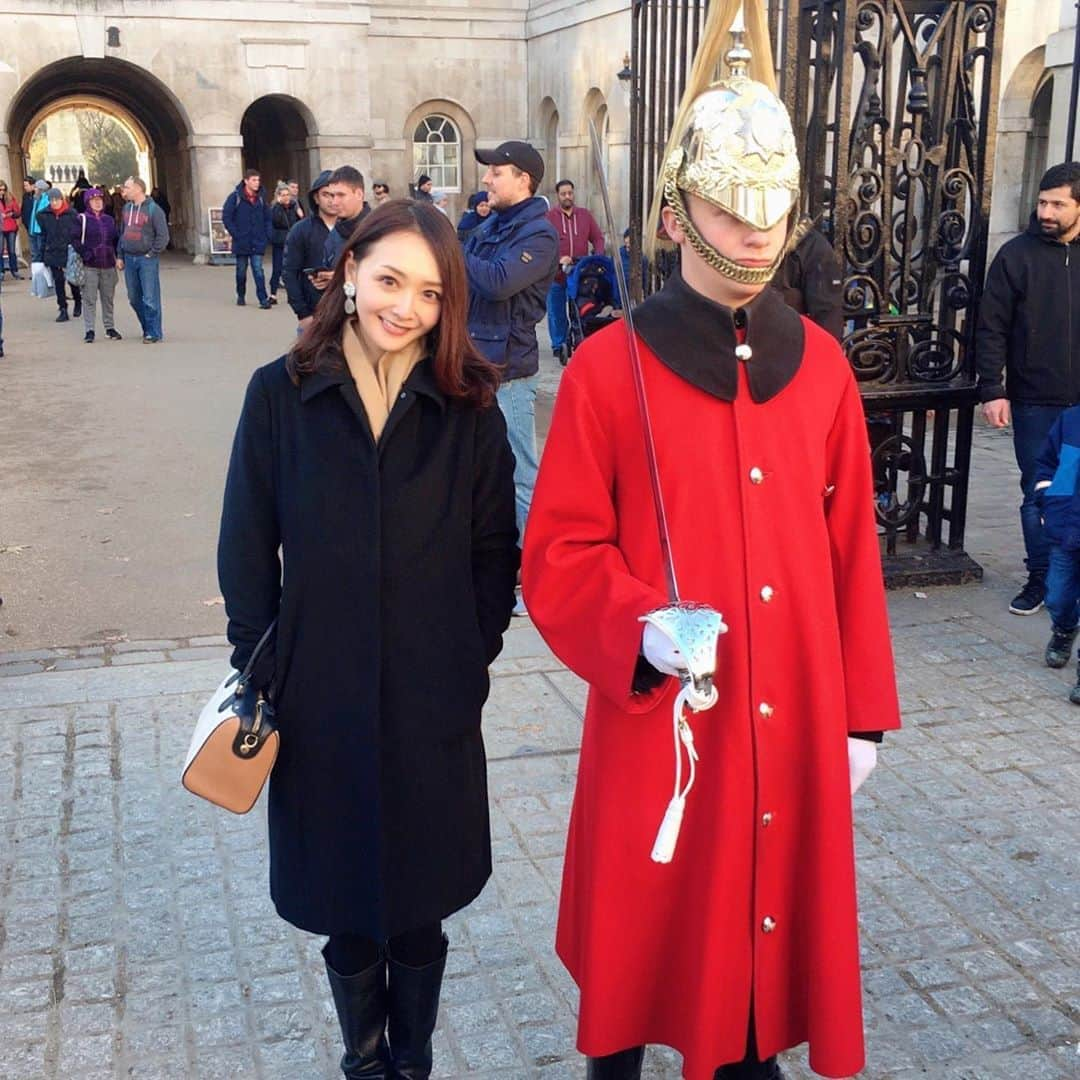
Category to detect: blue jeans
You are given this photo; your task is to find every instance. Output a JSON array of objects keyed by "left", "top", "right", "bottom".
[
  {"left": 1046, "top": 545, "right": 1080, "bottom": 631},
  {"left": 235, "top": 252, "right": 268, "bottom": 304},
  {"left": 1, "top": 232, "right": 17, "bottom": 274},
  {"left": 546, "top": 279, "right": 568, "bottom": 349},
  {"left": 1012, "top": 403, "right": 1064, "bottom": 577},
  {"left": 496, "top": 375, "right": 539, "bottom": 546},
  {"left": 123, "top": 254, "right": 163, "bottom": 340},
  {"left": 30, "top": 233, "right": 44, "bottom": 262}
]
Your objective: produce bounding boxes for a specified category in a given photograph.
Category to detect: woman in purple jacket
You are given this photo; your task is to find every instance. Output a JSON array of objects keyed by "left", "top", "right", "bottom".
[{"left": 73, "top": 188, "right": 123, "bottom": 343}]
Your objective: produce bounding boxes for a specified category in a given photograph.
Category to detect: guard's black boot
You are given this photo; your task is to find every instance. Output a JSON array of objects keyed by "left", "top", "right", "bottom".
[
  {"left": 324, "top": 947, "right": 391, "bottom": 1079},
  {"left": 386, "top": 934, "right": 448, "bottom": 1079},
  {"left": 1070, "top": 662, "right": 1080, "bottom": 706},
  {"left": 586, "top": 1046, "right": 646, "bottom": 1079},
  {"left": 1045, "top": 625, "right": 1078, "bottom": 668},
  {"left": 715, "top": 1056, "right": 786, "bottom": 1080}
]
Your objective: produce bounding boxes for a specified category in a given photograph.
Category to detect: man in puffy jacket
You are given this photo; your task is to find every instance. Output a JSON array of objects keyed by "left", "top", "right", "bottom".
[
  {"left": 36, "top": 188, "right": 80, "bottom": 322},
  {"left": 464, "top": 141, "right": 558, "bottom": 611},
  {"left": 976, "top": 162, "right": 1080, "bottom": 616},
  {"left": 283, "top": 169, "right": 336, "bottom": 332},
  {"left": 222, "top": 169, "right": 273, "bottom": 309}
]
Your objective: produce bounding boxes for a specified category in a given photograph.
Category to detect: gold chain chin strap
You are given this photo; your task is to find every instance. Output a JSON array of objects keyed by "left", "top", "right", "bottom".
[{"left": 663, "top": 173, "right": 795, "bottom": 286}]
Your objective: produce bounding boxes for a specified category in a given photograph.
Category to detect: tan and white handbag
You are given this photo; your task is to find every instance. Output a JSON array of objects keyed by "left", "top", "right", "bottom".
[{"left": 182, "top": 621, "right": 279, "bottom": 814}]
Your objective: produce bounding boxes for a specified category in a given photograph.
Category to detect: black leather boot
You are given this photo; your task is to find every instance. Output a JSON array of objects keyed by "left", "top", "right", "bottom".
[
  {"left": 586, "top": 1046, "right": 646, "bottom": 1078},
  {"left": 386, "top": 933, "right": 448, "bottom": 1079},
  {"left": 324, "top": 947, "right": 391, "bottom": 1079},
  {"left": 1070, "top": 661, "right": 1080, "bottom": 705},
  {"left": 715, "top": 1055, "right": 786, "bottom": 1079}
]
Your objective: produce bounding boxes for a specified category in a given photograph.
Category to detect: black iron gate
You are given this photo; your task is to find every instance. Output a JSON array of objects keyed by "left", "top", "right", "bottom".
[{"left": 629, "top": 1, "right": 1006, "bottom": 586}]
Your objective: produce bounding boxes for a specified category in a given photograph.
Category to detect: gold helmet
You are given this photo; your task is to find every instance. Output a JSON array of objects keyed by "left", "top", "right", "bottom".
[{"left": 648, "top": 1, "right": 801, "bottom": 285}]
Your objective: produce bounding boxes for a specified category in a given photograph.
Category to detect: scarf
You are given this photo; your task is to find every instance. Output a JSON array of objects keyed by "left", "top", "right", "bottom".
[{"left": 341, "top": 320, "right": 425, "bottom": 441}]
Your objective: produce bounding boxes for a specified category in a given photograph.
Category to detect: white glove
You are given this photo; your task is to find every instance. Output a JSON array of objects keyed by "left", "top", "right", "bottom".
[
  {"left": 642, "top": 622, "right": 685, "bottom": 677},
  {"left": 848, "top": 737, "right": 877, "bottom": 795}
]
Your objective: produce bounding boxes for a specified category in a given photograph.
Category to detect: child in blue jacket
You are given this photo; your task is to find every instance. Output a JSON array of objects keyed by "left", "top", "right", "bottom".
[{"left": 1033, "top": 404, "right": 1080, "bottom": 702}]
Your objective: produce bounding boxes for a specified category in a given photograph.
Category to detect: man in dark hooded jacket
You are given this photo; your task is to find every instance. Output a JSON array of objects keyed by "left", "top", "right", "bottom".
[
  {"left": 283, "top": 169, "right": 336, "bottom": 332},
  {"left": 222, "top": 169, "right": 273, "bottom": 308}
]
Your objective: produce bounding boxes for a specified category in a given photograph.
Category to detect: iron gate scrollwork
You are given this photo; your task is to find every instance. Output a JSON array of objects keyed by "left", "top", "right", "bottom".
[{"left": 629, "top": 1, "right": 1005, "bottom": 585}]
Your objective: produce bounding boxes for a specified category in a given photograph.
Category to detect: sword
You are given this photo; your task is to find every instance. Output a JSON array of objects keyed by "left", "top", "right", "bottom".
[{"left": 587, "top": 120, "right": 727, "bottom": 863}]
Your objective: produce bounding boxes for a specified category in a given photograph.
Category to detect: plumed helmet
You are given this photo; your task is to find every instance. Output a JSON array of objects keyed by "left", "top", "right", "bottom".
[
  {"left": 667, "top": 38, "right": 799, "bottom": 231},
  {"left": 647, "top": 1, "right": 802, "bottom": 285}
]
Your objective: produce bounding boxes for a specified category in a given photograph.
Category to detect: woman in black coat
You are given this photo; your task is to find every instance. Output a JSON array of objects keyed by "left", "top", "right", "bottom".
[
  {"left": 268, "top": 181, "right": 301, "bottom": 299},
  {"left": 36, "top": 188, "right": 82, "bottom": 321},
  {"left": 217, "top": 200, "right": 518, "bottom": 1079}
]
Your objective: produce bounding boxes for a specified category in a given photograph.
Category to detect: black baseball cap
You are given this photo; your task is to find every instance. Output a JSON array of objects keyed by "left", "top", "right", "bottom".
[{"left": 474, "top": 141, "right": 545, "bottom": 184}]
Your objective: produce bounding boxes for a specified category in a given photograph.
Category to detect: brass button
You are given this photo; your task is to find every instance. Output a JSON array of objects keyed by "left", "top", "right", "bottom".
[
  {"left": 762, "top": 916, "right": 776, "bottom": 933},
  {"left": 760, "top": 585, "right": 774, "bottom": 603},
  {"left": 749, "top": 466, "right": 764, "bottom": 484},
  {"left": 759, "top": 702, "right": 774, "bottom": 718},
  {"left": 762, "top": 812, "right": 773, "bottom": 827}
]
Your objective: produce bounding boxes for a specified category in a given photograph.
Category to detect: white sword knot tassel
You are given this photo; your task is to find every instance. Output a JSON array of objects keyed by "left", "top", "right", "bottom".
[{"left": 639, "top": 604, "right": 728, "bottom": 863}]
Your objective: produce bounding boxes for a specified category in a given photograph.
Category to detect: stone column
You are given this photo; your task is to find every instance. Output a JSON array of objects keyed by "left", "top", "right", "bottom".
[
  {"left": 305, "top": 136, "right": 373, "bottom": 179},
  {"left": 185, "top": 135, "right": 244, "bottom": 263}
]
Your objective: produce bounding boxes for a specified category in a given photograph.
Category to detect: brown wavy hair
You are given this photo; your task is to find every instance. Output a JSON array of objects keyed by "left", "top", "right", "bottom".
[{"left": 287, "top": 199, "right": 499, "bottom": 407}]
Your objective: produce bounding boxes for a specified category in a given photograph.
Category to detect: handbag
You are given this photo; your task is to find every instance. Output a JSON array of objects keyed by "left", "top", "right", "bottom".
[
  {"left": 65, "top": 215, "right": 87, "bottom": 287},
  {"left": 182, "top": 620, "right": 279, "bottom": 814}
]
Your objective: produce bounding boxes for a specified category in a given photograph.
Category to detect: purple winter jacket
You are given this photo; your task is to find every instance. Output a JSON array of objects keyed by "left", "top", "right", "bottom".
[{"left": 73, "top": 210, "right": 119, "bottom": 270}]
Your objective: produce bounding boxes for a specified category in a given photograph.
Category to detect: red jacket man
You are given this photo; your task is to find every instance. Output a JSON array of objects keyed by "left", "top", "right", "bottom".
[
  {"left": 545, "top": 179, "right": 605, "bottom": 357},
  {"left": 522, "top": 7, "right": 899, "bottom": 1080}
]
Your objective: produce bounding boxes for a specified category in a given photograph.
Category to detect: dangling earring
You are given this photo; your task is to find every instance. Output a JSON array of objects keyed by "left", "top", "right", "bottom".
[{"left": 343, "top": 280, "right": 357, "bottom": 316}]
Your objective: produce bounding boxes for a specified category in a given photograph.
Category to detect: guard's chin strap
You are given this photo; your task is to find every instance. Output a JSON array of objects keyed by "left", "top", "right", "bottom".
[
  {"left": 651, "top": 681, "right": 718, "bottom": 864},
  {"left": 663, "top": 172, "right": 799, "bottom": 286}
]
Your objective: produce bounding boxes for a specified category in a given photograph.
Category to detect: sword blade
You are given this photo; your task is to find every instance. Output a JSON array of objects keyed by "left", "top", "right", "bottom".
[{"left": 587, "top": 119, "right": 680, "bottom": 603}]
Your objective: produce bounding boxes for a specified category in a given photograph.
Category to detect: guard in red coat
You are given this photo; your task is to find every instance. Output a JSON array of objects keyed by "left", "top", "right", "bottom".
[{"left": 521, "top": 4, "right": 901, "bottom": 1079}]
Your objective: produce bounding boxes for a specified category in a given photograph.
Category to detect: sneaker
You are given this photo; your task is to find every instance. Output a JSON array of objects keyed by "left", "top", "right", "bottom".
[
  {"left": 511, "top": 590, "right": 528, "bottom": 618},
  {"left": 236, "top": 297, "right": 246, "bottom": 306},
  {"left": 268, "top": 296, "right": 278, "bottom": 305},
  {"left": 84, "top": 331, "right": 94, "bottom": 343},
  {"left": 259, "top": 300, "right": 273, "bottom": 310},
  {"left": 72, "top": 303, "right": 82, "bottom": 317},
  {"left": 106, "top": 328, "right": 122, "bottom": 340},
  {"left": 1045, "top": 625, "right": 1078, "bottom": 668},
  {"left": 1009, "top": 577, "right": 1045, "bottom": 615},
  {"left": 1070, "top": 673, "right": 1080, "bottom": 705},
  {"left": 142, "top": 335, "right": 159, "bottom": 344},
  {"left": 55, "top": 311, "right": 69, "bottom": 322}
]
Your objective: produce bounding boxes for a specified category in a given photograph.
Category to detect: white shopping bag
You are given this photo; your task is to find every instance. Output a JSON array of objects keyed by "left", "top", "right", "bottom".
[{"left": 30, "top": 261, "right": 54, "bottom": 298}]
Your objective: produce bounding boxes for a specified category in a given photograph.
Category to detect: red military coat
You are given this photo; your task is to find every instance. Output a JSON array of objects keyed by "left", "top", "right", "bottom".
[{"left": 522, "top": 275, "right": 901, "bottom": 1079}]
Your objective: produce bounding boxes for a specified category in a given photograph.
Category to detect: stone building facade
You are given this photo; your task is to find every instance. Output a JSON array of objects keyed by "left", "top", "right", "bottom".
[
  {"left": 0, "top": 1, "right": 1067, "bottom": 261},
  {"left": 0, "top": 0, "right": 631, "bottom": 259}
]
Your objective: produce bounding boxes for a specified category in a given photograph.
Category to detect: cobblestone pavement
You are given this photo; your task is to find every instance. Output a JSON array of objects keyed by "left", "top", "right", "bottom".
[{"left": 1, "top": 425, "right": 1078, "bottom": 1079}]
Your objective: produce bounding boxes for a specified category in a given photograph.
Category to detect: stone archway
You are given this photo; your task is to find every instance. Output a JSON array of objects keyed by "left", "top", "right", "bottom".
[
  {"left": 582, "top": 88, "right": 610, "bottom": 222},
  {"left": 538, "top": 96, "right": 560, "bottom": 196},
  {"left": 5, "top": 57, "right": 195, "bottom": 251},
  {"left": 240, "top": 95, "right": 316, "bottom": 195}
]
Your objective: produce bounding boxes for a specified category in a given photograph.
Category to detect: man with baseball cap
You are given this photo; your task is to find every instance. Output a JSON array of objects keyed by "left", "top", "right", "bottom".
[{"left": 464, "top": 141, "right": 558, "bottom": 614}]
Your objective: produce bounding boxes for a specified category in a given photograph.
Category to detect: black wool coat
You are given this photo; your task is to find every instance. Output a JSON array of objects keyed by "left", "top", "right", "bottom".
[{"left": 218, "top": 354, "right": 519, "bottom": 936}]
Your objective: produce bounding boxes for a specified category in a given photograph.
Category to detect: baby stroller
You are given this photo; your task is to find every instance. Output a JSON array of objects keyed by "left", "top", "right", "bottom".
[{"left": 561, "top": 255, "right": 622, "bottom": 366}]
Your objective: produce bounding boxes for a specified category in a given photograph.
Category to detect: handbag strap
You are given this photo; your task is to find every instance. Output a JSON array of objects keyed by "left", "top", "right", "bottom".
[
  {"left": 80, "top": 214, "right": 86, "bottom": 244},
  {"left": 235, "top": 618, "right": 278, "bottom": 696}
]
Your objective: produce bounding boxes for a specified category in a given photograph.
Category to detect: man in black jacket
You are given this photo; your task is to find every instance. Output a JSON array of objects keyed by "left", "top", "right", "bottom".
[
  {"left": 322, "top": 166, "right": 371, "bottom": 268},
  {"left": 283, "top": 169, "right": 335, "bottom": 332},
  {"left": 977, "top": 162, "right": 1080, "bottom": 614}
]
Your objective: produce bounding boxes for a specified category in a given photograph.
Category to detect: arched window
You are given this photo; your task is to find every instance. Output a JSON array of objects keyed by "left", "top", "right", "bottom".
[{"left": 413, "top": 114, "right": 460, "bottom": 192}]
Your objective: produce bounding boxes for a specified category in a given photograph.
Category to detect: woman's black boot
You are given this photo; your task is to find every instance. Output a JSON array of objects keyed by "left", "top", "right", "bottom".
[
  {"left": 386, "top": 933, "right": 448, "bottom": 1079},
  {"left": 586, "top": 1046, "right": 646, "bottom": 1078},
  {"left": 323, "top": 947, "right": 392, "bottom": 1079}
]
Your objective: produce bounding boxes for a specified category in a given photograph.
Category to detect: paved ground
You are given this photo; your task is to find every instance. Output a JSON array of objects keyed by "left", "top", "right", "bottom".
[{"left": 1, "top": 261, "right": 1078, "bottom": 1078}]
